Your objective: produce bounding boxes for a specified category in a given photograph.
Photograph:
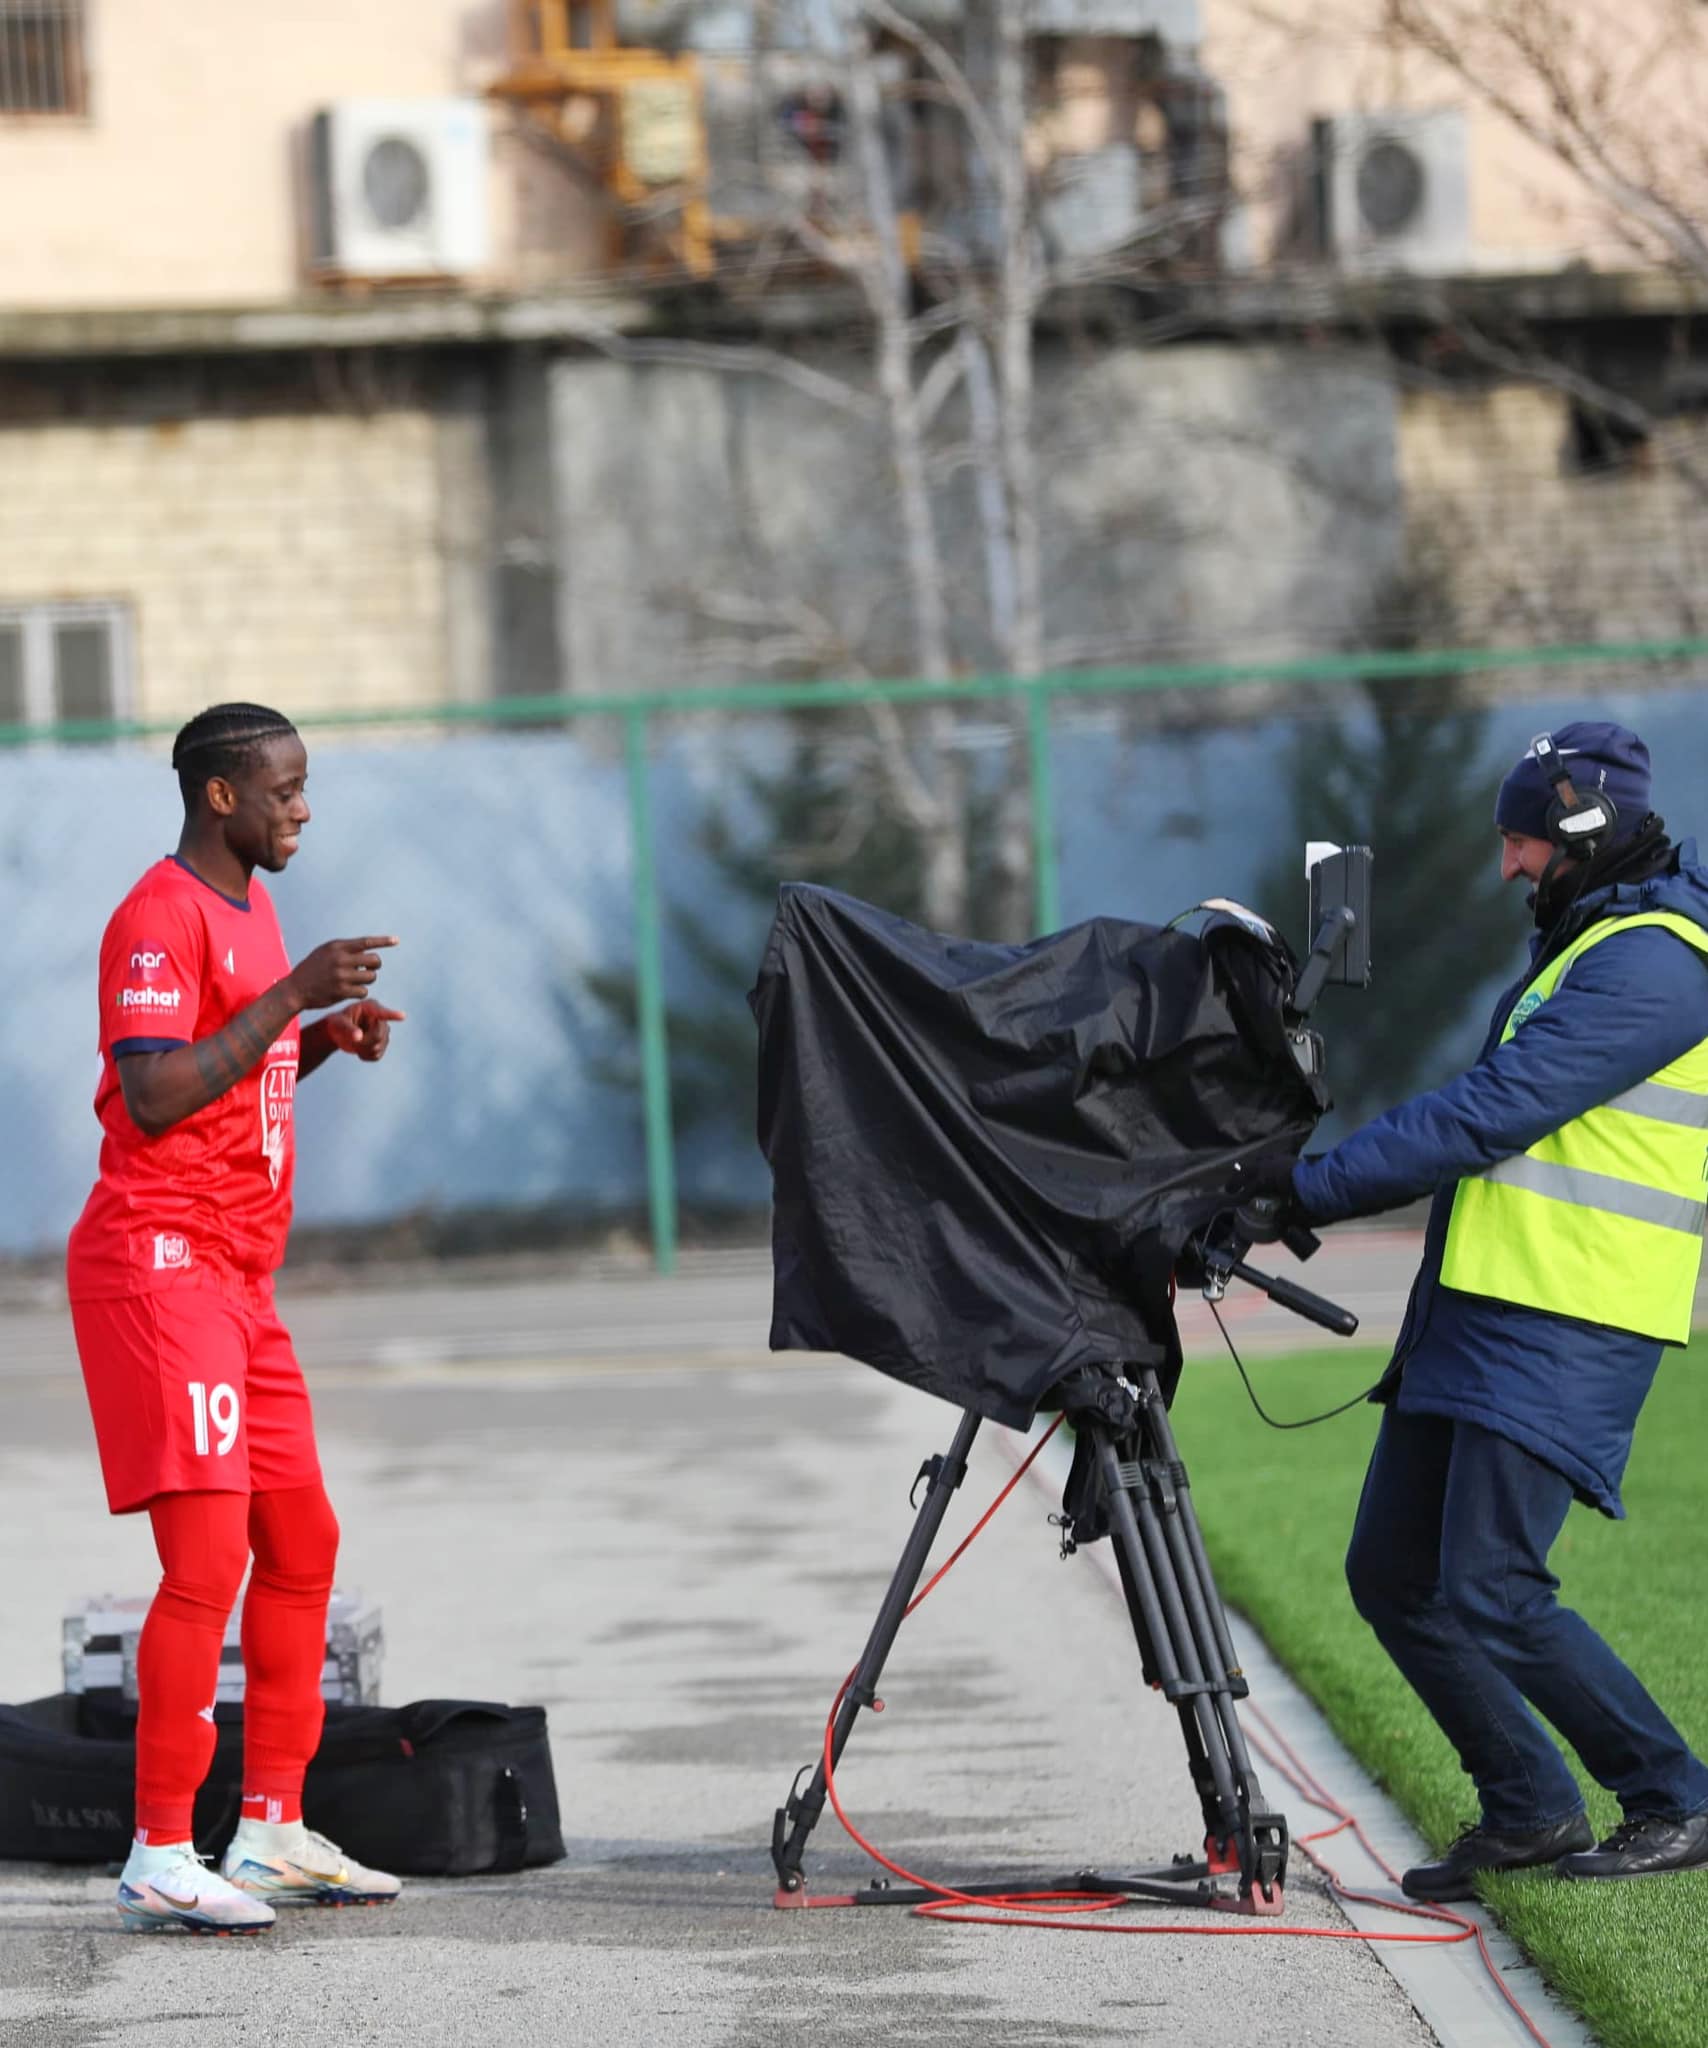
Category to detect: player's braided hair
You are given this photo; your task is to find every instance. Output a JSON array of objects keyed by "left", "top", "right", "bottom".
[{"left": 171, "top": 703, "right": 299, "bottom": 805}]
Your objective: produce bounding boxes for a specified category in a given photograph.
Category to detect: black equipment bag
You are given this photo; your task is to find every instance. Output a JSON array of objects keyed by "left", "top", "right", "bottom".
[
  {"left": 751, "top": 884, "right": 1324, "bottom": 1429},
  {"left": 0, "top": 1693, "right": 565, "bottom": 1875},
  {"left": 0, "top": 1694, "right": 137, "bottom": 1864},
  {"left": 303, "top": 1700, "right": 565, "bottom": 1876}
]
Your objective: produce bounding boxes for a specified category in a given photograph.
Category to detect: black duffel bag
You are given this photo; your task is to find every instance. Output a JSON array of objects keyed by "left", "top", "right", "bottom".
[
  {"left": 305, "top": 1699, "right": 565, "bottom": 1876},
  {"left": 0, "top": 1694, "right": 565, "bottom": 1875}
]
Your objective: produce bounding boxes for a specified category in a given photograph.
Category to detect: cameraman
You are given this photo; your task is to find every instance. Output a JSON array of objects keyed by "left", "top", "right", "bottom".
[{"left": 1284, "top": 722, "right": 1708, "bottom": 1899}]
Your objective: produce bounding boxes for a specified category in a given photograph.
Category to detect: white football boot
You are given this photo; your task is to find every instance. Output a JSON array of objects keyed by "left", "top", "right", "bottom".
[
  {"left": 221, "top": 1819, "right": 402, "bottom": 1908},
  {"left": 116, "top": 1842, "right": 277, "bottom": 1935}
]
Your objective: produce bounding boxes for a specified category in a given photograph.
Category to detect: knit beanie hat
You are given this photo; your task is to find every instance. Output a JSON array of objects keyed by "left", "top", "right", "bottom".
[{"left": 1493, "top": 721, "right": 1652, "bottom": 845}]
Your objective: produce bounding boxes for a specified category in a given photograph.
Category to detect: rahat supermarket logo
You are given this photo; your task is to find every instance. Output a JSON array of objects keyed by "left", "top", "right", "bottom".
[{"left": 119, "top": 987, "right": 182, "bottom": 1011}]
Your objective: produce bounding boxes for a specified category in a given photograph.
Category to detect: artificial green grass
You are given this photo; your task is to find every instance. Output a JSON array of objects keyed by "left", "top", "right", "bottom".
[{"left": 1170, "top": 1338, "right": 1708, "bottom": 2048}]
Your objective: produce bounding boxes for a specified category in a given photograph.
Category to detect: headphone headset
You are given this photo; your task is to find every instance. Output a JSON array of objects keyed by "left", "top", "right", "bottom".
[{"left": 1531, "top": 731, "right": 1619, "bottom": 862}]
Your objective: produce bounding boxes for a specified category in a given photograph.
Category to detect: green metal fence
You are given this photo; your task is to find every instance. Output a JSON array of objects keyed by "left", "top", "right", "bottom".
[{"left": 12, "top": 633, "right": 1708, "bottom": 1272}]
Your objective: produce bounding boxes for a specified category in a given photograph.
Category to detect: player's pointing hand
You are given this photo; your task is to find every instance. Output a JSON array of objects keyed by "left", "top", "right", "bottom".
[
  {"left": 322, "top": 1001, "right": 406, "bottom": 1062},
  {"left": 286, "top": 936, "right": 399, "bottom": 1012}
]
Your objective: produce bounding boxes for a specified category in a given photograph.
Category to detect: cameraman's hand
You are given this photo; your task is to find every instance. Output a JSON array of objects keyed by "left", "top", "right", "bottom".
[
  {"left": 1235, "top": 1194, "right": 1298, "bottom": 1245},
  {"left": 285, "top": 936, "right": 398, "bottom": 1012},
  {"left": 1230, "top": 1154, "right": 1319, "bottom": 1246},
  {"left": 1234, "top": 1153, "right": 1299, "bottom": 1204}
]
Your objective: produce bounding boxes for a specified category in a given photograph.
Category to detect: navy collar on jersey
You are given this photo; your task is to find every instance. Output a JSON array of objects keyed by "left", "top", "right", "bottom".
[{"left": 170, "top": 853, "right": 252, "bottom": 912}]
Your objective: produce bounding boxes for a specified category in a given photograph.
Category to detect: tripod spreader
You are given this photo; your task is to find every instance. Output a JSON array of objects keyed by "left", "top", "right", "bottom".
[{"left": 770, "top": 1365, "right": 1288, "bottom": 1917}]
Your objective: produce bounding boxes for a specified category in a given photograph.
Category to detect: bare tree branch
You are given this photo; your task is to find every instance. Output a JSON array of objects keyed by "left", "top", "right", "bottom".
[
  {"left": 1382, "top": 0, "right": 1708, "bottom": 281},
  {"left": 562, "top": 322, "right": 884, "bottom": 420},
  {"left": 863, "top": 695, "right": 951, "bottom": 830},
  {"left": 859, "top": 0, "right": 1006, "bottom": 189},
  {"left": 1409, "top": 294, "right": 1708, "bottom": 506},
  {"left": 914, "top": 339, "right": 969, "bottom": 432}
]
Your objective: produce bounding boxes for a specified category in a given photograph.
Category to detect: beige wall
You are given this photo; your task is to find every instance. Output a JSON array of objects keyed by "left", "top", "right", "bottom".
[
  {"left": 1201, "top": 0, "right": 1707, "bottom": 273},
  {"left": 0, "top": 1, "right": 601, "bottom": 307},
  {"left": 1398, "top": 384, "right": 1708, "bottom": 645},
  {"left": 1, "top": 345, "right": 1701, "bottom": 727},
  {"left": 0, "top": 407, "right": 464, "bottom": 721},
  {"left": 7, "top": 0, "right": 1702, "bottom": 306}
]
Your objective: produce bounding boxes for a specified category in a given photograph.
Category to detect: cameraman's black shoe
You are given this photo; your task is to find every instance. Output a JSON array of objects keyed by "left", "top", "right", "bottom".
[
  {"left": 1556, "top": 1813, "right": 1708, "bottom": 1882},
  {"left": 1401, "top": 1814, "right": 1594, "bottom": 1902}
]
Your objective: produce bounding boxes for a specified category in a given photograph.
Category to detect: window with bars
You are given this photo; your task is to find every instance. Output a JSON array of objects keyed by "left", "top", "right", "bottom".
[
  {"left": 0, "top": 0, "right": 87, "bottom": 117},
  {"left": 0, "top": 602, "right": 132, "bottom": 734}
]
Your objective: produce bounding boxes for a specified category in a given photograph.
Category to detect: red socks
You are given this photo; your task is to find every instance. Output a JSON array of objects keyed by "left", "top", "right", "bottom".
[
  {"left": 134, "top": 1483, "right": 339, "bottom": 1842},
  {"left": 238, "top": 1483, "right": 340, "bottom": 1824},
  {"left": 135, "top": 1492, "right": 249, "bottom": 1840}
]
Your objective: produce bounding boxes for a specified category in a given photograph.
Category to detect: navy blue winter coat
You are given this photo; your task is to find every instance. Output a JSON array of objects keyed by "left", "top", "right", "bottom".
[{"left": 1292, "top": 843, "right": 1708, "bottom": 1515}]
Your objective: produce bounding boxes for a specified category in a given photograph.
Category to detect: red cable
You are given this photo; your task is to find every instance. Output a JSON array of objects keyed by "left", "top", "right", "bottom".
[
  {"left": 1244, "top": 1705, "right": 1557, "bottom": 2048},
  {"left": 813, "top": 1422, "right": 1558, "bottom": 2047}
]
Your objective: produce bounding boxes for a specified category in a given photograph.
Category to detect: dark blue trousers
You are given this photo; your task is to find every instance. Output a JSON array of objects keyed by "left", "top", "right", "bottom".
[{"left": 1345, "top": 1407, "right": 1708, "bottom": 1832}]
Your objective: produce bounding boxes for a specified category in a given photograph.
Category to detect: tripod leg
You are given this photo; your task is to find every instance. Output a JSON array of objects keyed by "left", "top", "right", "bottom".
[
  {"left": 1093, "top": 1390, "right": 1288, "bottom": 1912},
  {"left": 772, "top": 1408, "right": 981, "bottom": 1898},
  {"left": 1092, "top": 1429, "right": 1243, "bottom": 1832},
  {"left": 1133, "top": 1370, "right": 1286, "bottom": 1904},
  {"left": 1112, "top": 1536, "right": 1227, "bottom": 1850}
]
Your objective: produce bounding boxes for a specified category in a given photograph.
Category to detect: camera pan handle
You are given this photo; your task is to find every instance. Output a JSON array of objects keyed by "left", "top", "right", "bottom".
[{"left": 1227, "top": 1258, "right": 1360, "bottom": 1338}]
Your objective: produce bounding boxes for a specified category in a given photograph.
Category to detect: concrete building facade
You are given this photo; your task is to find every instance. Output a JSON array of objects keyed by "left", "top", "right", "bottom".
[
  {"left": 4, "top": 0, "right": 1697, "bottom": 309},
  {"left": 0, "top": 0, "right": 1705, "bottom": 735},
  {"left": 0, "top": 0, "right": 605, "bottom": 308}
]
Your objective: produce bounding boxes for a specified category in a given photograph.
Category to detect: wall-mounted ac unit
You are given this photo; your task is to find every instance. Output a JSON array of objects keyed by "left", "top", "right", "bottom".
[
  {"left": 309, "top": 99, "right": 490, "bottom": 279},
  {"left": 1314, "top": 109, "right": 1469, "bottom": 274}
]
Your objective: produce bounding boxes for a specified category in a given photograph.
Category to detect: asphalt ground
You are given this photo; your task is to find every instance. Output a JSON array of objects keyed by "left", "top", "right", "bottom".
[
  {"left": 0, "top": 1226, "right": 1434, "bottom": 1381},
  {"left": 0, "top": 1232, "right": 1580, "bottom": 2048}
]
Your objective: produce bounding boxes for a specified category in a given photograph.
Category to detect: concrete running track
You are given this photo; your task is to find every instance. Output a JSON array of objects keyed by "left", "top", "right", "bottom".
[{"left": 0, "top": 1230, "right": 1595, "bottom": 2047}]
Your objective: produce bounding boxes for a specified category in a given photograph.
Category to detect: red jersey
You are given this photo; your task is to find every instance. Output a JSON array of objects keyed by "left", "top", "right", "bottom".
[{"left": 67, "top": 856, "right": 301, "bottom": 1299}]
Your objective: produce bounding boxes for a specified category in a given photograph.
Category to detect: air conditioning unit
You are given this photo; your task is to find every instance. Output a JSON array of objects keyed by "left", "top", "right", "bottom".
[
  {"left": 1315, "top": 109, "right": 1470, "bottom": 274},
  {"left": 309, "top": 99, "right": 490, "bottom": 279}
]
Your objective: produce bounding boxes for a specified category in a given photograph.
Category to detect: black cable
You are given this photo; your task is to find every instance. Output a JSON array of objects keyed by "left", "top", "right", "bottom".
[{"left": 1209, "top": 1301, "right": 1382, "bottom": 1429}]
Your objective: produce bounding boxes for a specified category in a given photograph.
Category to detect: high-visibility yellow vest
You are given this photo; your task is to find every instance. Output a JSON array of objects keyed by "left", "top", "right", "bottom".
[{"left": 1441, "top": 911, "right": 1708, "bottom": 1342}]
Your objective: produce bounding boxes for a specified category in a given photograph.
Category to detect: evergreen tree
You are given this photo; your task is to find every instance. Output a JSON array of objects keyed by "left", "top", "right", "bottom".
[
  {"left": 585, "top": 710, "right": 1012, "bottom": 1151},
  {"left": 1256, "top": 582, "right": 1520, "bottom": 1131}
]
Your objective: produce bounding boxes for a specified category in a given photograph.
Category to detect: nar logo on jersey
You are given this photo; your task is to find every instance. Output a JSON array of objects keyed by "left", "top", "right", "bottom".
[
  {"left": 152, "top": 1233, "right": 192, "bottom": 1272},
  {"left": 129, "top": 948, "right": 169, "bottom": 982},
  {"left": 119, "top": 986, "right": 183, "bottom": 1011}
]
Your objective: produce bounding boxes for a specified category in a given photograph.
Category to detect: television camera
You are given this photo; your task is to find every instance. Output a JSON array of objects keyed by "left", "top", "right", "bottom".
[{"left": 766, "top": 846, "right": 1375, "bottom": 1920}]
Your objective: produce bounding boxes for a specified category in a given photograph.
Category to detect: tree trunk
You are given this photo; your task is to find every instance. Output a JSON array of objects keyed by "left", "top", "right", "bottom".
[
  {"left": 960, "top": 328, "right": 1018, "bottom": 655},
  {"left": 993, "top": 0, "right": 1042, "bottom": 682},
  {"left": 840, "top": 0, "right": 953, "bottom": 686}
]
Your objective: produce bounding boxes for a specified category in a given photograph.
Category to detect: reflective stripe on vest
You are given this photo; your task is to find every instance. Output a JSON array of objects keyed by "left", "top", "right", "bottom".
[{"left": 1441, "top": 910, "right": 1708, "bottom": 1343}]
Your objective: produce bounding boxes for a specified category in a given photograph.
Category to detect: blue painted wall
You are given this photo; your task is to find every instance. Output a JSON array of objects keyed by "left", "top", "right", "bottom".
[{"left": 4, "top": 683, "right": 1704, "bottom": 1258}]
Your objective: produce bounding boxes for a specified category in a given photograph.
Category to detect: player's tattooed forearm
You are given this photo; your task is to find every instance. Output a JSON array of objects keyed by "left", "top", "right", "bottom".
[
  {"left": 187, "top": 987, "right": 297, "bottom": 1108},
  {"left": 192, "top": 1029, "right": 249, "bottom": 1098}
]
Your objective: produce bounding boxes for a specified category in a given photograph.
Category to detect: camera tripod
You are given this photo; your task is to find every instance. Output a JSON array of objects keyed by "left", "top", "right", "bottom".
[{"left": 770, "top": 1225, "right": 1357, "bottom": 1918}]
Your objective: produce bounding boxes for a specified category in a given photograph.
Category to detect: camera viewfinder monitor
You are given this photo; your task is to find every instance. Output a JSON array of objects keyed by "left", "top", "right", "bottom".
[{"left": 1305, "top": 843, "right": 1373, "bottom": 987}]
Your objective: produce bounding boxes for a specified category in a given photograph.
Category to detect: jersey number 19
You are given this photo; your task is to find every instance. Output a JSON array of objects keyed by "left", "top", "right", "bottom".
[{"left": 189, "top": 1381, "right": 239, "bottom": 1457}]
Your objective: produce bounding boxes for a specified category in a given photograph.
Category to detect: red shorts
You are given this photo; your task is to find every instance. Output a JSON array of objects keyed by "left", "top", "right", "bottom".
[{"left": 70, "top": 1270, "right": 322, "bottom": 1514}]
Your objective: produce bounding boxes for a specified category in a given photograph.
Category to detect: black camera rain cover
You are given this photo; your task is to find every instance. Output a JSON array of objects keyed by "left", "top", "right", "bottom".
[{"left": 750, "top": 885, "right": 1323, "bottom": 1429}]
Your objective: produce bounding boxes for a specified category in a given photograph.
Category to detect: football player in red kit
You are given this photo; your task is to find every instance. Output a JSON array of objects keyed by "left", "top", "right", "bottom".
[{"left": 68, "top": 703, "right": 405, "bottom": 1934}]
